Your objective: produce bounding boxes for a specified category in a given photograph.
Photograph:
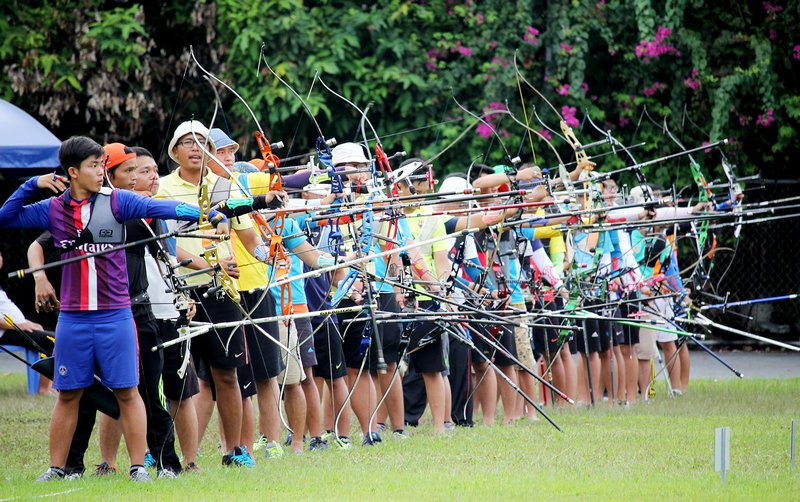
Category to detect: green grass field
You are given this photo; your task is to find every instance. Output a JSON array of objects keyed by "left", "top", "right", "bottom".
[{"left": 0, "top": 373, "right": 798, "bottom": 500}]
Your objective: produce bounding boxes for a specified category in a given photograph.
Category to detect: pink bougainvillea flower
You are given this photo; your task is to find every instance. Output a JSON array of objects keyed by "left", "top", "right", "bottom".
[
  {"left": 562, "top": 106, "right": 579, "bottom": 128},
  {"left": 634, "top": 26, "right": 681, "bottom": 62}
]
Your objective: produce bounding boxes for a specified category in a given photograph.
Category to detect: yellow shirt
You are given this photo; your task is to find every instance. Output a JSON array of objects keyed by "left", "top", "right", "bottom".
[
  {"left": 403, "top": 208, "right": 449, "bottom": 301},
  {"left": 230, "top": 172, "right": 276, "bottom": 291},
  {"left": 156, "top": 168, "right": 253, "bottom": 287}
]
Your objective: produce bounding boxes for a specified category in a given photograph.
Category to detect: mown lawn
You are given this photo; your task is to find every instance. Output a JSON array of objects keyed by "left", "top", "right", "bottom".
[{"left": 0, "top": 373, "right": 798, "bottom": 500}]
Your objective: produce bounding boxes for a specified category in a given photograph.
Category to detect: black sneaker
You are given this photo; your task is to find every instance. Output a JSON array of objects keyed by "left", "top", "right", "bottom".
[
  {"left": 362, "top": 432, "right": 383, "bottom": 446},
  {"left": 35, "top": 467, "right": 65, "bottom": 482}
]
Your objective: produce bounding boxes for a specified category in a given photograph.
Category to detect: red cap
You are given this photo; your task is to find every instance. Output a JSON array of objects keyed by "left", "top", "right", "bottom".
[{"left": 102, "top": 143, "right": 135, "bottom": 170}]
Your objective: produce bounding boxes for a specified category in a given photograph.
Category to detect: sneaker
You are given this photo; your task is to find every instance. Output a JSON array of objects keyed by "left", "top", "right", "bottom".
[
  {"left": 222, "top": 447, "right": 256, "bottom": 468},
  {"left": 93, "top": 462, "right": 117, "bottom": 476},
  {"left": 320, "top": 430, "right": 336, "bottom": 443},
  {"left": 35, "top": 467, "right": 65, "bottom": 482},
  {"left": 392, "top": 429, "right": 409, "bottom": 440},
  {"left": 264, "top": 442, "right": 284, "bottom": 459},
  {"left": 144, "top": 451, "right": 156, "bottom": 469},
  {"left": 309, "top": 437, "right": 329, "bottom": 452},
  {"left": 671, "top": 389, "right": 684, "bottom": 397},
  {"left": 157, "top": 467, "right": 178, "bottom": 479},
  {"left": 334, "top": 436, "right": 353, "bottom": 450},
  {"left": 183, "top": 462, "right": 200, "bottom": 473},
  {"left": 362, "top": 432, "right": 382, "bottom": 446},
  {"left": 444, "top": 421, "right": 456, "bottom": 432},
  {"left": 376, "top": 423, "right": 388, "bottom": 434},
  {"left": 64, "top": 471, "right": 83, "bottom": 481},
  {"left": 129, "top": 466, "right": 152, "bottom": 482},
  {"left": 253, "top": 434, "right": 269, "bottom": 453}
]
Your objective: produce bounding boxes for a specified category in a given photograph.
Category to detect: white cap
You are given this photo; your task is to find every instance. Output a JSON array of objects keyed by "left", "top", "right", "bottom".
[
  {"left": 438, "top": 175, "right": 470, "bottom": 199},
  {"left": 168, "top": 120, "right": 216, "bottom": 163},
  {"left": 331, "top": 142, "right": 369, "bottom": 166}
]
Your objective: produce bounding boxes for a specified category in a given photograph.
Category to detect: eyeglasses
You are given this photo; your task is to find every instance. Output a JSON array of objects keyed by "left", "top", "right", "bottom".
[
  {"left": 178, "top": 139, "right": 202, "bottom": 149},
  {"left": 344, "top": 162, "right": 370, "bottom": 169}
]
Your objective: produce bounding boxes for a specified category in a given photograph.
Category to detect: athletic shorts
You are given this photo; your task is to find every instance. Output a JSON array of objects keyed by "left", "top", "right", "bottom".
[
  {"left": 241, "top": 290, "right": 283, "bottom": 380},
  {"left": 575, "top": 317, "right": 602, "bottom": 354},
  {"left": 54, "top": 309, "right": 138, "bottom": 391},
  {"left": 532, "top": 321, "right": 561, "bottom": 361},
  {"left": 157, "top": 319, "right": 200, "bottom": 401},
  {"left": 196, "top": 357, "right": 256, "bottom": 400},
  {"left": 471, "top": 320, "right": 517, "bottom": 367},
  {"left": 190, "top": 288, "right": 245, "bottom": 370},
  {"left": 311, "top": 315, "right": 347, "bottom": 380},
  {"left": 339, "top": 292, "right": 399, "bottom": 372},
  {"left": 596, "top": 308, "right": 614, "bottom": 352},
  {"left": 294, "top": 317, "right": 318, "bottom": 368},
  {"left": 407, "top": 301, "right": 446, "bottom": 374},
  {"left": 619, "top": 302, "right": 640, "bottom": 345}
]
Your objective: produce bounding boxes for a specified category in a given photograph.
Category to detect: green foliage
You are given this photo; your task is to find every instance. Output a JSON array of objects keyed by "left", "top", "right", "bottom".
[{"left": 0, "top": 0, "right": 797, "bottom": 186}]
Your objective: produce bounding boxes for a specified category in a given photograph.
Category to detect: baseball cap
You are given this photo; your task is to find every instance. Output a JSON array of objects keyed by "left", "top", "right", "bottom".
[{"left": 102, "top": 143, "right": 136, "bottom": 170}]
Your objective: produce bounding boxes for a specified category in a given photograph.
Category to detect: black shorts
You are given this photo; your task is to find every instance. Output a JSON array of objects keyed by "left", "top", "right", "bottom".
[
  {"left": 531, "top": 300, "right": 560, "bottom": 360},
  {"left": 190, "top": 288, "right": 246, "bottom": 370},
  {"left": 339, "top": 292, "right": 399, "bottom": 372},
  {"left": 196, "top": 358, "right": 256, "bottom": 400},
  {"left": 471, "top": 320, "right": 517, "bottom": 367},
  {"left": 406, "top": 301, "right": 447, "bottom": 374},
  {"left": 575, "top": 317, "right": 602, "bottom": 354},
  {"left": 157, "top": 319, "right": 200, "bottom": 401},
  {"left": 619, "top": 302, "right": 640, "bottom": 345},
  {"left": 311, "top": 315, "right": 347, "bottom": 380},
  {"left": 241, "top": 290, "right": 284, "bottom": 380},
  {"left": 596, "top": 309, "right": 614, "bottom": 352},
  {"left": 294, "top": 317, "right": 318, "bottom": 368}
]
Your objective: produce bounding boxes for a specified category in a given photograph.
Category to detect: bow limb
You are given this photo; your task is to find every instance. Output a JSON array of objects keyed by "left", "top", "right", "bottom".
[{"left": 512, "top": 52, "right": 594, "bottom": 174}]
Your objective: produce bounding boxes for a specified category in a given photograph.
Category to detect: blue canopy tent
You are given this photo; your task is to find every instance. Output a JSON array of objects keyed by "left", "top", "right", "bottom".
[{"left": 0, "top": 99, "right": 60, "bottom": 173}]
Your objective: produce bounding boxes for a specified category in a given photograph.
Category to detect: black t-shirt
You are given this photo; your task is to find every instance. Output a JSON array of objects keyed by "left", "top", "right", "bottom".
[{"left": 125, "top": 218, "right": 160, "bottom": 323}]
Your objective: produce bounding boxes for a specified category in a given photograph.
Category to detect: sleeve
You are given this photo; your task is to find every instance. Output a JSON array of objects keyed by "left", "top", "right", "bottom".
[
  {"left": 283, "top": 219, "right": 307, "bottom": 250},
  {"left": 606, "top": 206, "right": 644, "bottom": 223},
  {"left": 243, "top": 172, "right": 274, "bottom": 196},
  {"left": 0, "top": 177, "right": 51, "bottom": 229},
  {"left": 35, "top": 230, "right": 54, "bottom": 248},
  {"left": 431, "top": 218, "right": 449, "bottom": 253},
  {"left": 283, "top": 170, "right": 311, "bottom": 189},
  {"left": 443, "top": 217, "right": 456, "bottom": 234},
  {"left": 531, "top": 247, "right": 563, "bottom": 289},
  {"left": 652, "top": 206, "right": 695, "bottom": 222},
  {"left": 114, "top": 189, "right": 228, "bottom": 225}
]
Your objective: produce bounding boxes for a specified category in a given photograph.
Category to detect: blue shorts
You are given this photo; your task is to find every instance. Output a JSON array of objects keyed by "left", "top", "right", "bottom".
[{"left": 53, "top": 309, "right": 139, "bottom": 391}]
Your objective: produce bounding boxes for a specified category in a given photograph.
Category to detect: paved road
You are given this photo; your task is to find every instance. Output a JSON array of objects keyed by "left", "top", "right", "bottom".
[{"left": 2, "top": 348, "right": 798, "bottom": 379}]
